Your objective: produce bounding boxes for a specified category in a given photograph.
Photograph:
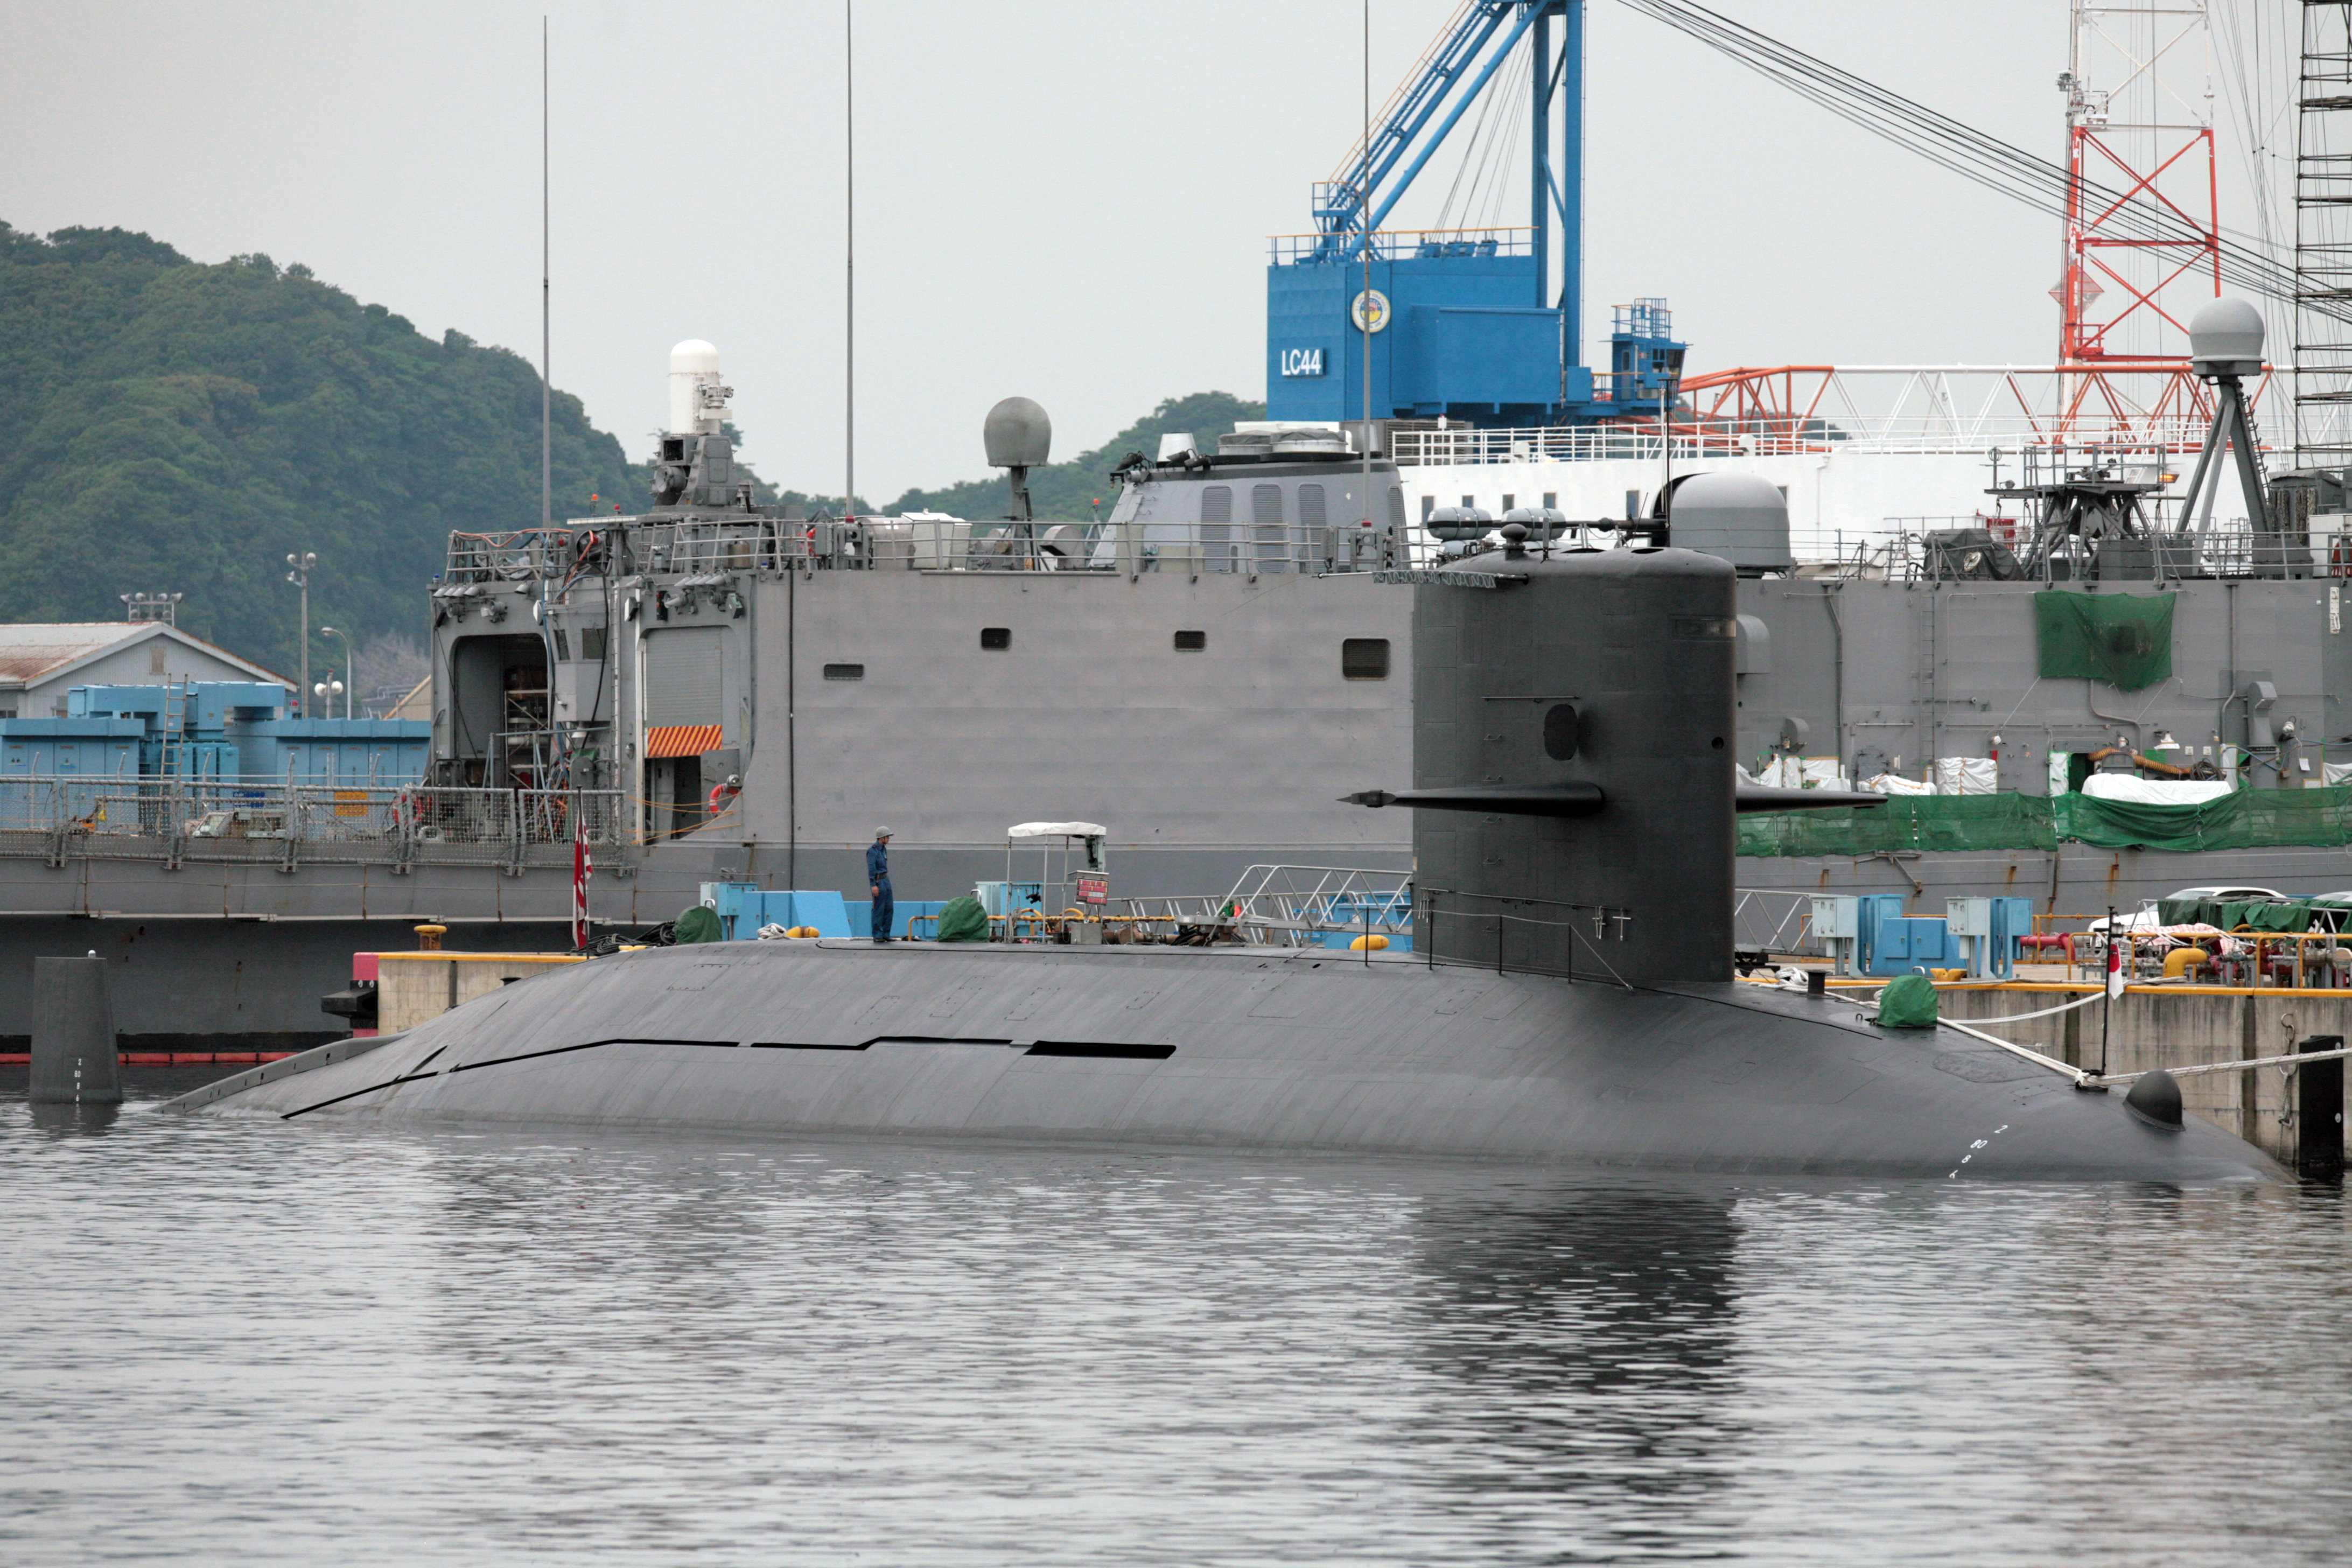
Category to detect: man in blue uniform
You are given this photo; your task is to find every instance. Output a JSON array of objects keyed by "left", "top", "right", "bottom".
[{"left": 867, "top": 827, "right": 895, "bottom": 944}]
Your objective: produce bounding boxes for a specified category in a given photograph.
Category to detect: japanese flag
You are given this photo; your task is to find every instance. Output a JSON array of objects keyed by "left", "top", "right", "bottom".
[
  {"left": 572, "top": 813, "right": 592, "bottom": 951},
  {"left": 2106, "top": 931, "right": 2126, "bottom": 999}
]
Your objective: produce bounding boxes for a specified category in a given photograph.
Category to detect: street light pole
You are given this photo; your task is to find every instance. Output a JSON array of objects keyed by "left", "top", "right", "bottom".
[
  {"left": 285, "top": 552, "right": 316, "bottom": 716},
  {"left": 319, "top": 625, "right": 355, "bottom": 718}
]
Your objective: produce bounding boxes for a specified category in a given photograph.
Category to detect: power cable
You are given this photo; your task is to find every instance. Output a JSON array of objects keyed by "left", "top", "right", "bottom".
[{"left": 1616, "top": 0, "right": 2348, "bottom": 325}]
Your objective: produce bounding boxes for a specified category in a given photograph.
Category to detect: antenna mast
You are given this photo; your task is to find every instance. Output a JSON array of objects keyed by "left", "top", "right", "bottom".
[
  {"left": 844, "top": 0, "right": 856, "bottom": 523},
  {"left": 1361, "top": 0, "right": 1372, "bottom": 526},
  {"left": 2054, "top": 2, "right": 2220, "bottom": 369},
  {"left": 2297, "top": 5, "right": 2352, "bottom": 468},
  {"left": 540, "top": 16, "right": 551, "bottom": 536}
]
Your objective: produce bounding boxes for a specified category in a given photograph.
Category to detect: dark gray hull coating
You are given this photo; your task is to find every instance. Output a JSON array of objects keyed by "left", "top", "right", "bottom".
[{"left": 188, "top": 941, "right": 2277, "bottom": 1182}]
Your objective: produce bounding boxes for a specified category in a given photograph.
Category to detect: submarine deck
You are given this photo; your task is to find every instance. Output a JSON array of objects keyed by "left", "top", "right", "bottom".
[{"left": 178, "top": 941, "right": 2278, "bottom": 1183}]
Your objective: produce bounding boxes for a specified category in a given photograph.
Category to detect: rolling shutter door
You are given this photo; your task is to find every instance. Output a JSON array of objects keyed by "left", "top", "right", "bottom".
[{"left": 643, "top": 628, "right": 724, "bottom": 727}]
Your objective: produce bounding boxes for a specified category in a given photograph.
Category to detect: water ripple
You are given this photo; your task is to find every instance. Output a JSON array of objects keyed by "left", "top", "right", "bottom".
[{"left": 4, "top": 1072, "right": 2348, "bottom": 1565}]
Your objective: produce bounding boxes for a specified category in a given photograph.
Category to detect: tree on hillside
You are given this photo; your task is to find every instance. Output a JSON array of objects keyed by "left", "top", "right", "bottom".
[{"left": 0, "top": 222, "right": 648, "bottom": 677}]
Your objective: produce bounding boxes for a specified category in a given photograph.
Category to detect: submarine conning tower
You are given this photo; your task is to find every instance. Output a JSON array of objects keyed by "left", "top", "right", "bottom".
[{"left": 1406, "top": 545, "right": 1738, "bottom": 987}]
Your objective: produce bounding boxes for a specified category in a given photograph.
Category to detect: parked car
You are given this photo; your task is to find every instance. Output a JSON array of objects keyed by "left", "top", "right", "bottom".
[{"left": 2161, "top": 885, "right": 2286, "bottom": 904}]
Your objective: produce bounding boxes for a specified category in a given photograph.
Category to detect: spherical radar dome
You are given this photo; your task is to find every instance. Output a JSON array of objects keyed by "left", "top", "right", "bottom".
[
  {"left": 984, "top": 397, "right": 1053, "bottom": 469},
  {"left": 669, "top": 339, "right": 722, "bottom": 375},
  {"left": 2188, "top": 298, "right": 2264, "bottom": 372}
]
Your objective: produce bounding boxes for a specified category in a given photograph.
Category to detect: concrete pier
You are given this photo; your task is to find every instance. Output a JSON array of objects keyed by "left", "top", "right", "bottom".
[
  {"left": 30, "top": 956, "right": 120, "bottom": 1105},
  {"left": 375, "top": 953, "right": 584, "bottom": 1033}
]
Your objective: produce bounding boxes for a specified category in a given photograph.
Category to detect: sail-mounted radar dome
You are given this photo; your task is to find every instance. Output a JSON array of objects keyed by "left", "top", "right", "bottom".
[
  {"left": 2188, "top": 298, "right": 2264, "bottom": 379},
  {"left": 984, "top": 397, "right": 1053, "bottom": 470},
  {"left": 669, "top": 340, "right": 728, "bottom": 436}
]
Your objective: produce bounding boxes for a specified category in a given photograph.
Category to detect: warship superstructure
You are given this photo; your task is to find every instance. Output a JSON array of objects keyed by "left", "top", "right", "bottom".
[{"left": 9, "top": 319, "right": 2352, "bottom": 1047}]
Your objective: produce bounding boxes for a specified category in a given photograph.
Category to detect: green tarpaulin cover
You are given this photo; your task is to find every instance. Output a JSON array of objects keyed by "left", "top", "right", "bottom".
[
  {"left": 2056, "top": 787, "right": 2352, "bottom": 852},
  {"left": 674, "top": 905, "right": 724, "bottom": 944},
  {"left": 2154, "top": 896, "right": 2317, "bottom": 932},
  {"left": 1876, "top": 973, "right": 1940, "bottom": 1028},
  {"left": 2034, "top": 590, "right": 2175, "bottom": 690},
  {"left": 1738, "top": 785, "right": 2352, "bottom": 857},
  {"left": 934, "top": 894, "right": 990, "bottom": 943}
]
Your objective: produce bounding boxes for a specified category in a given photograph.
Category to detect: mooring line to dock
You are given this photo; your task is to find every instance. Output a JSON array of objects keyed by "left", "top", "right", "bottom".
[
  {"left": 1928, "top": 1009, "right": 2352, "bottom": 1093},
  {"left": 2083, "top": 1041, "right": 2352, "bottom": 1089},
  {"left": 1956, "top": 991, "right": 2106, "bottom": 1025},
  {"left": 1934, "top": 1017, "right": 2089, "bottom": 1086}
]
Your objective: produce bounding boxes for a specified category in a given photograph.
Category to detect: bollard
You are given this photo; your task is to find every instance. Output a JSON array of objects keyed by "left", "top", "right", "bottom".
[
  {"left": 2299, "top": 1034, "right": 2345, "bottom": 1179},
  {"left": 30, "top": 955, "right": 120, "bottom": 1105}
]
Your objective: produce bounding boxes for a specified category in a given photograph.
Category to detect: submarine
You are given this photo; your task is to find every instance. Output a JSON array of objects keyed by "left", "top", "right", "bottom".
[{"left": 179, "top": 538, "right": 2276, "bottom": 1181}]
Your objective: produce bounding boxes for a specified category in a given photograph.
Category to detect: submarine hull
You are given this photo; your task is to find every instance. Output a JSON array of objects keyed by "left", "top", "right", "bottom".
[{"left": 186, "top": 942, "right": 2276, "bottom": 1182}]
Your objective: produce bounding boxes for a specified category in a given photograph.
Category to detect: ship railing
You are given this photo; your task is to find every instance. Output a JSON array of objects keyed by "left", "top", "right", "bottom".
[
  {"left": 680, "top": 518, "right": 1396, "bottom": 577},
  {"left": 524, "top": 514, "right": 1403, "bottom": 581},
  {"left": 1266, "top": 226, "right": 1532, "bottom": 265},
  {"left": 1733, "top": 887, "right": 1824, "bottom": 957},
  {"left": 0, "top": 778, "right": 626, "bottom": 871},
  {"left": 1779, "top": 516, "right": 2331, "bottom": 583},
  {"left": 635, "top": 517, "right": 786, "bottom": 576},
  {"left": 1387, "top": 416, "right": 2242, "bottom": 466},
  {"left": 1112, "top": 864, "right": 1412, "bottom": 947},
  {"left": 1078, "top": 871, "right": 1415, "bottom": 948},
  {"left": 443, "top": 530, "right": 561, "bottom": 584}
]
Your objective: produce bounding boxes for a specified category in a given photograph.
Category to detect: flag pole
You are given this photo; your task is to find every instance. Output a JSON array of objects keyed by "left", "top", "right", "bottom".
[{"left": 2101, "top": 904, "right": 2118, "bottom": 1079}]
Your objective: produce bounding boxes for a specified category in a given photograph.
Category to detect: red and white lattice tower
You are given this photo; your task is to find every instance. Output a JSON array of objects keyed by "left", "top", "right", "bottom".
[{"left": 2053, "top": 1, "right": 2222, "bottom": 414}]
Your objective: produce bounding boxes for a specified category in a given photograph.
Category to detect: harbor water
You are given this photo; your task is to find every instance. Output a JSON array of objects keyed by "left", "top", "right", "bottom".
[{"left": 6, "top": 1069, "right": 2351, "bottom": 1566}]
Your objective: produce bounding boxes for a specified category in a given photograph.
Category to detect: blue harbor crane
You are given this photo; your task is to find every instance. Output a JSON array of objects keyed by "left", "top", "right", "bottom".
[{"left": 1266, "top": 0, "right": 1682, "bottom": 428}]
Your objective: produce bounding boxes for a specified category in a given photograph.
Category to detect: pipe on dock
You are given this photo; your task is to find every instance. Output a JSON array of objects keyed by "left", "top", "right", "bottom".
[{"left": 30, "top": 956, "right": 120, "bottom": 1105}]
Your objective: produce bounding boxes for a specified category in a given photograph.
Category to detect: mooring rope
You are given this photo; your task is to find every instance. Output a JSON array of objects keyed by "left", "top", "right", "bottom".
[
  {"left": 2087, "top": 1041, "right": 2352, "bottom": 1088},
  {"left": 1928, "top": 1004, "right": 2352, "bottom": 1091},
  {"left": 1954, "top": 990, "right": 2107, "bottom": 1025}
]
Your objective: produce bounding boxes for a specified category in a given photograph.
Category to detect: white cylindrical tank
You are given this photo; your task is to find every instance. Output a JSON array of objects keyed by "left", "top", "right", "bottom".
[{"left": 669, "top": 340, "right": 724, "bottom": 435}]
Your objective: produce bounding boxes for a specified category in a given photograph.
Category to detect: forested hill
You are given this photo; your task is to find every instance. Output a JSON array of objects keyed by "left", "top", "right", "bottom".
[
  {"left": 0, "top": 220, "right": 1261, "bottom": 677},
  {"left": 0, "top": 222, "right": 647, "bottom": 677},
  {"left": 881, "top": 390, "right": 1265, "bottom": 522}
]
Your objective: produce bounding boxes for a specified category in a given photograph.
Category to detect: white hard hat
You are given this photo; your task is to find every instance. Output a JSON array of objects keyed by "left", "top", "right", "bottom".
[{"left": 876, "top": 825, "right": 892, "bottom": 838}]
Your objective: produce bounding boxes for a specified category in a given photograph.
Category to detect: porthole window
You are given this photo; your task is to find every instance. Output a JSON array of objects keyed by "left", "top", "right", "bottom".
[
  {"left": 1543, "top": 703, "right": 1579, "bottom": 760},
  {"left": 1341, "top": 638, "right": 1390, "bottom": 680},
  {"left": 980, "top": 627, "right": 1011, "bottom": 650},
  {"left": 1173, "top": 630, "right": 1207, "bottom": 652},
  {"left": 823, "top": 663, "right": 865, "bottom": 681}
]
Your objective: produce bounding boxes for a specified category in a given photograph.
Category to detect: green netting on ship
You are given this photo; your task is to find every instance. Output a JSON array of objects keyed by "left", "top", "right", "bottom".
[{"left": 1737, "top": 785, "right": 2352, "bottom": 857}]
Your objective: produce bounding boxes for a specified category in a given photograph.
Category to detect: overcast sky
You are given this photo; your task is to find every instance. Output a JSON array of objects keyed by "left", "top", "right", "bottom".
[{"left": 0, "top": 1, "right": 2295, "bottom": 499}]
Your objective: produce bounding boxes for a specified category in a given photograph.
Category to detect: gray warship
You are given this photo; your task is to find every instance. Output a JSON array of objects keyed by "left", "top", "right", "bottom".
[
  {"left": 8, "top": 312, "right": 2352, "bottom": 1048},
  {"left": 180, "top": 540, "right": 2272, "bottom": 1182}
]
